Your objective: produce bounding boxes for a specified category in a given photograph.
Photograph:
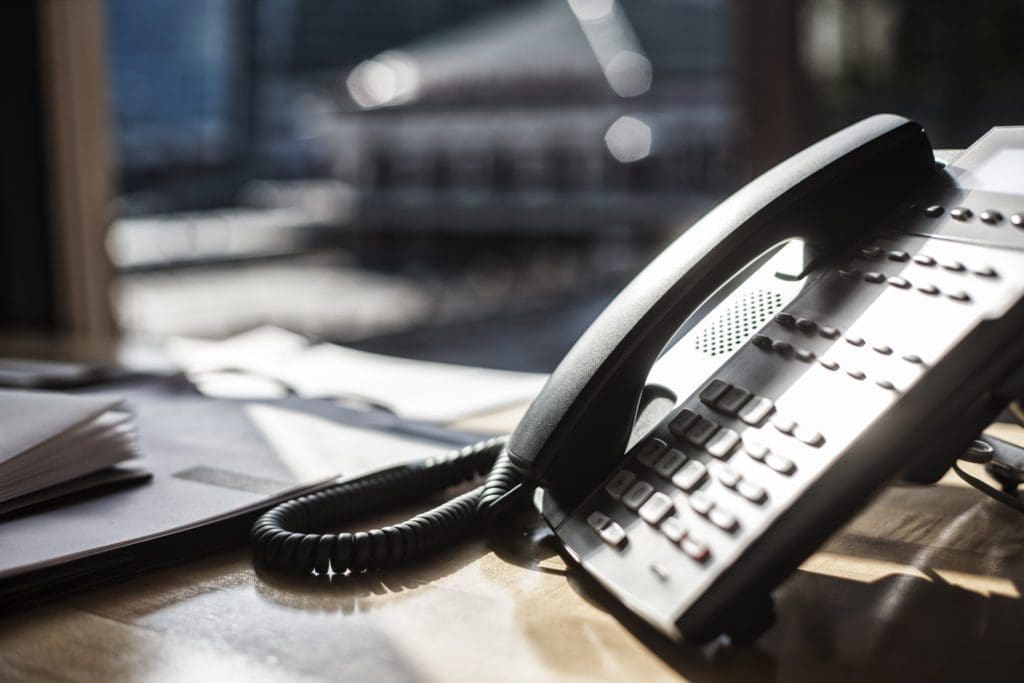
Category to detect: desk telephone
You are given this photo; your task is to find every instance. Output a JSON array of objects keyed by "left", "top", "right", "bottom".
[{"left": 253, "top": 114, "right": 1024, "bottom": 643}]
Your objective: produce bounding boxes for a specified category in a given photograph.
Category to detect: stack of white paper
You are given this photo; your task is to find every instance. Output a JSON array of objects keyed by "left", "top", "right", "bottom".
[{"left": 0, "top": 390, "right": 138, "bottom": 504}]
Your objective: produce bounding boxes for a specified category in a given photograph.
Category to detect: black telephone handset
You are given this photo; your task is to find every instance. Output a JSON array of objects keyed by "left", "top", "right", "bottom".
[{"left": 252, "top": 115, "right": 1024, "bottom": 644}]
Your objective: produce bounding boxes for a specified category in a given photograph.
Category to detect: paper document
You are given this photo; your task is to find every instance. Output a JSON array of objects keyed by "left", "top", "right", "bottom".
[
  {"left": 167, "top": 326, "right": 549, "bottom": 422},
  {"left": 0, "top": 390, "right": 139, "bottom": 504}
]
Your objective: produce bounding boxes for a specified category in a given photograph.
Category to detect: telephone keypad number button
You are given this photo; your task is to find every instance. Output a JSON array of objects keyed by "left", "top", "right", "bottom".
[
  {"left": 587, "top": 510, "right": 611, "bottom": 531},
  {"left": 681, "top": 536, "right": 711, "bottom": 562},
  {"left": 634, "top": 438, "right": 668, "bottom": 467},
  {"left": 598, "top": 521, "right": 628, "bottom": 549},
  {"left": 672, "top": 460, "right": 708, "bottom": 492},
  {"left": 653, "top": 449, "right": 687, "bottom": 478},
  {"left": 639, "top": 492, "right": 674, "bottom": 525},
  {"left": 699, "top": 379, "right": 731, "bottom": 407},
  {"left": 668, "top": 409, "right": 699, "bottom": 438},
  {"left": 606, "top": 469, "right": 637, "bottom": 500},
  {"left": 685, "top": 417, "right": 720, "bottom": 448},
  {"left": 765, "top": 453, "right": 796, "bottom": 475},
  {"left": 689, "top": 491, "right": 741, "bottom": 534},
  {"left": 660, "top": 515, "right": 687, "bottom": 543},
  {"left": 717, "top": 386, "right": 752, "bottom": 415},
  {"left": 705, "top": 428, "right": 740, "bottom": 459},
  {"left": 623, "top": 481, "right": 655, "bottom": 511},
  {"left": 738, "top": 396, "right": 775, "bottom": 425}
]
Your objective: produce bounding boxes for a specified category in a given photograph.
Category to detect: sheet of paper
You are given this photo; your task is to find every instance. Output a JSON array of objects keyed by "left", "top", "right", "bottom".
[
  {"left": 0, "top": 383, "right": 470, "bottom": 580},
  {"left": 167, "top": 326, "right": 549, "bottom": 422}
]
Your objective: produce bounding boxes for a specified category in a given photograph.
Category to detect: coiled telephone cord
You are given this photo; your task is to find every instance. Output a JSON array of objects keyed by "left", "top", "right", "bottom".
[{"left": 250, "top": 436, "right": 525, "bottom": 575}]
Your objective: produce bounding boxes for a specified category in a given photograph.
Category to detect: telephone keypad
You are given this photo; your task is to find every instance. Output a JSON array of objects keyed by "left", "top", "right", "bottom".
[{"left": 622, "top": 481, "right": 655, "bottom": 511}]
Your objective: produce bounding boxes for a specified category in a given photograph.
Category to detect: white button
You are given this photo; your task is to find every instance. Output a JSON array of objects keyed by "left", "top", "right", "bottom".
[
  {"left": 738, "top": 396, "right": 774, "bottom": 426},
  {"left": 772, "top": 415, "right": 796, "bottom": 434},
  {"left": 599, "top": 522, "right": 627, "bottom": 549},
  {"left": 605, "top": 469, "right": 637, "bottom": 500},
  {"left": 660, "top": 516, "right": 687, "bottom": 543},
  {"left": 635, "top": 439, "right": 668, "bottom": 467},
  {"left": 639, "top": 492, "right": 674, "bottom": 525},
  {"left": 765, "top": 454, "right": 796, "bottom": 475},
  {"left": 736, "top": 480, "right": 768, "bottom": 504},
  {"left": 742, "top": 439, "right": 769, "bottom": 461},
  {"left": 653, "top": 449, "right": 687, "bottom": 478},
  {"left": 586, "top": 510, "right": 610, "bottom": 530},
  {"left": 689, "top": 490, "right": 714, "bottom": 516},
  {"left": 706, "top": 428, "right": 740, "bottom": 459},
  {"left": 709, "top": 508, "right": 739, "bottom": 533},
  {"left": 672, "top": 460, "right": 708, "bottom": 492},
  {"left": 794, "top": 426, "right": 825, "bottom": 447},
  {"left": 623, "top": 481, "right": 655, "bottom": 511},
  {"left": 715, "top": 464, "right": 741, "bottom": 489},
  {"left": 681, "top": 536, "right": 710, "bottom": 562}
]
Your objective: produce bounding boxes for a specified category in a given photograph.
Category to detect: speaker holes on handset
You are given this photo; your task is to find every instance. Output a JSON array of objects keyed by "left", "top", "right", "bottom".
[{"left": 694, "top": 290, "right": 785, "bottom": 357}]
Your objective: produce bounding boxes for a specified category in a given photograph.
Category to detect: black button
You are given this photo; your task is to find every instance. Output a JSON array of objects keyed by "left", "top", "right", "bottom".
[
  {"left": 873, "top": 344, "right": 893, "bottom": 355},
  {"left": 668, "top": 409, "right": 699, "bottom": 438},
  {"left": 950, "top": 207, "right": 972, "bottom": 221},
  {"left": 686, "top": 417, "right": 720, "bottom": 447},
  {"left": 863, "top": 272, "right": 885, "bottom": 283},
  {"left": 973, "top": 265, "right": 998, "bottom": 278},
  {"left": 913, "top": 254, "right": 936, "bottom": 266},
  {"left": 1012, "top": 213, "right": 1024, "bottom": 227},
  {"left": 716, "top": 386, "right": 752, "bottom": 415},
  {"left": 887, "top": 250, "right": 909, "bottom": 261},
  {"left": 774, "top": 312, "right": 796, "bottom": 328},
  {"left": 917, "top": 283, "right": 939, "bottom": 295},
  {"left": 980, "top": 210, "right": 1003, "bottom": 224},
  {"left": 860, "top": 246, "right": 882, "bottom": 259},
  {"left": 795, "top": 317, "right": 817, "bottom": 333},
  {"left": 819, "top": 358, "right": 839, "bottom": 371},
  {"left": 845, "top": 334, "right": 865, "bottom": 346},
  {"left": 819, "top": 325, "right": 839, "bottom": 339},
  {"left": 940, "top": 259, "right": 965, "bottom": 272},
  {"left": 752, "top": 334, "right": 772, "bottom": 350},
  {"left": 795, "top": 348, "right": 815, "bottom": 362},
  {"left": 699, "top": 379, "right": 731, "bottom": 407},
  {"left": 947, "top": 290, "right": 971, "bottom": 302},
  {"left": 924, "top": 205, "right": 943, "bottom": 217},
  {"left": 771, "top": 340, "right": 793, "bottom": 355},
  {"left": 847, "top": 369, "right": 866, "bottom": 380}
]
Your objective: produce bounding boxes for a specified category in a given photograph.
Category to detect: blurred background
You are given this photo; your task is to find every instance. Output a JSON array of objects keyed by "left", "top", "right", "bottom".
[{"left": 2, "top": 0, "right": 1023, "bottom": 372}]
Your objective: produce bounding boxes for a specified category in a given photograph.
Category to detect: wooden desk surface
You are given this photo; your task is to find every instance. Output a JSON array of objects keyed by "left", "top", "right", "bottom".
[{"left": 2, "top": 418, "right": 1024, "bottom": 682}]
